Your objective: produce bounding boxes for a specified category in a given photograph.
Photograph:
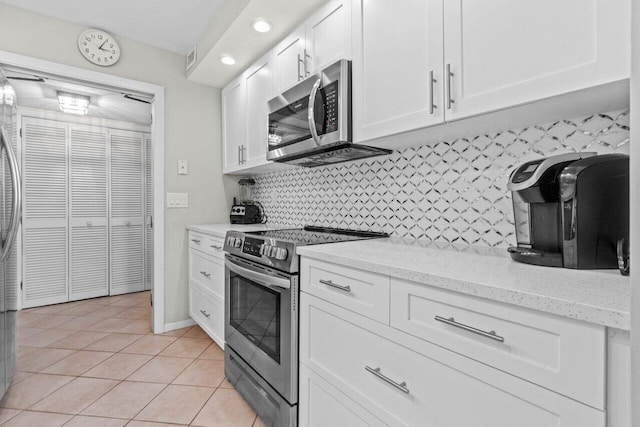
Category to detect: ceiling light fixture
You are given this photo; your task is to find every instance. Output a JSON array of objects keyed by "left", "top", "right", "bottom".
[
  {"left": 220, "top": 55, "right": 236, "bottom": 65},
  {"left": 251, "top": 19, "right": 272, "bottom": 33},
  {"left": 57, "top": 91, "right": 90, "bottom": 115}
]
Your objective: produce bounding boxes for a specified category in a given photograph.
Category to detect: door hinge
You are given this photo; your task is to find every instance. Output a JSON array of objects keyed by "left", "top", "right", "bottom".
[
  {"left": 150, "top": 215, "right": 153, "bottom": 229},
  {"left": 20, "top": 281, "right": 22, "bottom": 290},
  {"left": 150, "top": 294, "right": 153, "bottom": 307},
  {"left": 19, "top": 128, "right": 22, "bottom": 138}
]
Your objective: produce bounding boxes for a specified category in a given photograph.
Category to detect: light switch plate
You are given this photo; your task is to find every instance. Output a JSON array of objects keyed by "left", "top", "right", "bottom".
[
  {"left": 177, "top": 160, "right": 188, "bottom": 175},
  {"left": 167, "top": 192, "right": 188, "bottom": 208}
]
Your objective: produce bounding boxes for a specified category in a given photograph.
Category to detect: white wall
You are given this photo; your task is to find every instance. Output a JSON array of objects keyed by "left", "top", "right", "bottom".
[{"left": 0, "top": 4, "right": 235, "bottom": 324}]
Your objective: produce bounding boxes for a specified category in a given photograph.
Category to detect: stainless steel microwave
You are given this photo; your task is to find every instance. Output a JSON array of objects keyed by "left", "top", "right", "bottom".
[{"left": 267, "top": 59, "right": 391, "bottom": 167}]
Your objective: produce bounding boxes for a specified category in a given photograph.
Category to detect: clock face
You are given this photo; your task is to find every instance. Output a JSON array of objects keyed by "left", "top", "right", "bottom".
[{"left": 78, "top": 29, "right": 121, "bottom": 66}]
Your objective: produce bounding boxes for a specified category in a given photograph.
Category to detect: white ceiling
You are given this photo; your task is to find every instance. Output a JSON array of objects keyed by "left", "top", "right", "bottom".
[
  {"left": 5, "top": 68, "right": 152, "bottom": 124},
  {"left": 0, "top": 0, "right": 228, "bottom": 54}
]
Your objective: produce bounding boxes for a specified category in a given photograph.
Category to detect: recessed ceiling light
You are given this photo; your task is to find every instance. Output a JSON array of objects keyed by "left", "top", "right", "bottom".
[
  {"left": 252, "top": 19, "right": 272, "bottom": 33},
  {"left": 220, "top": 55, "right": 236, "bottom": 65}
]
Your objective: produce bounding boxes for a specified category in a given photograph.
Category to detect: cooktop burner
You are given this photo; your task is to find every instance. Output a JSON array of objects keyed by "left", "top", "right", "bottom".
[{"left": 245, "top": 225, "right": 389, "bottom": 246}]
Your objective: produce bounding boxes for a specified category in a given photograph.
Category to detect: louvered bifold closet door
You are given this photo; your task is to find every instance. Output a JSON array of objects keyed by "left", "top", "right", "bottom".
[
  {"left": 69, "top": 124, "right": 108, "bottom": 301},
  {"left": 21, "top": 118, "right": 68, "bottom": 308},
  {"left": 109, "top": 129, "right": 145, "bottom": 295},
  {"left": 144, "top": 133, "right": 152, "bottom": 291}
]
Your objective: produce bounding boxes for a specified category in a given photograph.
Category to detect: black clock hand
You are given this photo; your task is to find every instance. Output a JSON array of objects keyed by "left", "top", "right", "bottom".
[{"left": 98, "top": 40, "right": 108, "bottom": 51}]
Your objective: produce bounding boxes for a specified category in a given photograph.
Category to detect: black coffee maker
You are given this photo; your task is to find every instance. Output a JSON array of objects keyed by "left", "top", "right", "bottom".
[{"left": 507, "top": 153, "right": 629, "bottom": 269}]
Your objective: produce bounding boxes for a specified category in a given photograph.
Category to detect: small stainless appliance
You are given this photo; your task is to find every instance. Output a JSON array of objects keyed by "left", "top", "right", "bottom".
[
  {"left": 267, "top": 59, "right": 391, "bottom": 167},
  {"left": 223, "top": 226, "right": 389, "bottom": 426},
  {"left": 230, "top": 178, "right": 263, "bottom": 224},
  {"left": 507, "top": 153, "right": 629, "bottom": 269}
]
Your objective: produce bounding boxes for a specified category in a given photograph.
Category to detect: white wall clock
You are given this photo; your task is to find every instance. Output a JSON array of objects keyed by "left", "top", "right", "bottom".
[{"left": 77, "top": 29, "right": 121, "bottom": 66}]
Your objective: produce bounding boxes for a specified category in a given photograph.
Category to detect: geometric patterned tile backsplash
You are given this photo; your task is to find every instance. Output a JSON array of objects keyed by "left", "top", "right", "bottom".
[{"left": 252, "top": 109, "right": 630, "bottom": 248}]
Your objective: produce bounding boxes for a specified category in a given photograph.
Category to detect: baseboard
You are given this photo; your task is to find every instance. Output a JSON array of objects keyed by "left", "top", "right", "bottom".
[{"left": 164, "top": 318, "right": 196, "bottom": 332}]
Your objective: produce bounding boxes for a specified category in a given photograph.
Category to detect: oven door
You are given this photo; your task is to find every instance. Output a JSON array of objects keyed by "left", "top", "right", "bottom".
[{"left": 224, "top": 255, "right": 298, "bottom": 403}]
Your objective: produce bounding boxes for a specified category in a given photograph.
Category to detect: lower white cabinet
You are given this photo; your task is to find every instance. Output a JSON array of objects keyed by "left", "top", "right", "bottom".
[
  {"left": 299, "top": 292, "right": 605, "bottom": 427},
  {"left": 188, "top": 231, "right": 225, "bottom": 347}
]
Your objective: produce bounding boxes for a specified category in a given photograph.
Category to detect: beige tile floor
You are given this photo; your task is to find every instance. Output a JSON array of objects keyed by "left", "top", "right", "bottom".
[{"left": 1, "top": 291, "right": 266, "bottom": 427}]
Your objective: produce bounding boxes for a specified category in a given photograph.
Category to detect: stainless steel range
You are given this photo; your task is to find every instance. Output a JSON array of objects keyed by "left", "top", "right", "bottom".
[{"left": 223, "top": 226, "right": 388, "bottom": 427}]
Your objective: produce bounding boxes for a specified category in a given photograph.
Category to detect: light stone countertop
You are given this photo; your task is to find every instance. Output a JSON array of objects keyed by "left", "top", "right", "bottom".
[
  {"left": 186, "top": 223, "right": 271, "bottom": 238},
  {"left": 296, "top": 237, "right": 631, "bottom": 330}
]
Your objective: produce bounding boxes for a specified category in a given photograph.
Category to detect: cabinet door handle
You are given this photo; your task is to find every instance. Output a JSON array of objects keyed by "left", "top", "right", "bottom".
[
  {"left": 210, "top": 245, "right": 223, "bottom": 250},
  {"left": 434, "top": 315, "right": 504, "bottom": 342},
  {"left": 199, "top": 271, "right": 211, "bottom": 278},
  {"left": 297, "top": 54, "right": 304, "bottom": 81},
  {"left": 241, "top": 145, "right": 246, "bottom": 164},
  {"left": 237, "top": 146, "right": 241, "bottom": 164},
  {"left": 191, "top": 238, "right": 201, "bottom": 243},
  {"left": 319, "top": 279, "right": 351, "bottom": 292},
  {"left": 200, "top": 309, "right": 211, "bottom": 318},
  {"left": 304, "top": 49, "right": 311, "bottom": 76},
  {"left": 364, "top": 366, "right": 409, "bottom": 394},
  {"left": 429, "top": 70, "right": 437, "bottom": 115},
  {"left": 446, "top": 63, "right": 455, "bottom": 109}
]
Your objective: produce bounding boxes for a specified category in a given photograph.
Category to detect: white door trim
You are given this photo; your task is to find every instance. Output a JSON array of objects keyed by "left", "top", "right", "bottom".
[{"left": 0, "top": 50, "right": 166, "bottom": 333}]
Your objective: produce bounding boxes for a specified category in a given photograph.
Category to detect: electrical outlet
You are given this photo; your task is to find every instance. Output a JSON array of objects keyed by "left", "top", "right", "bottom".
[
  {"left": 166, "top": 193, "right": 188, "bottom": 208},
  {"left": 178, "top": 160, "right": 188, "bottom": 175}
]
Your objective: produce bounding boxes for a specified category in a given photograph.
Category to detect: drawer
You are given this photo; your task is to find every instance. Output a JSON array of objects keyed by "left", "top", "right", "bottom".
[
  {"left": 189, "top": 250, "right": 224, "bottom": 298},
  {"left": 301, "top": 258, "right": 390, "bottom": 324},
  {"left": 189, "top": 281, "right": 224, "bottom": 348},
  {"left": 205, "top": 235, "right": 225, "bottom": 259},
  {"left": 389, "top": 278, "right": 605, "bottom": 409},
  {"left": 300, "top": 293, "right": 605, "bottom": 427},
  {"left": 188, "top": 231, "right": 225, "bottom": 259}
]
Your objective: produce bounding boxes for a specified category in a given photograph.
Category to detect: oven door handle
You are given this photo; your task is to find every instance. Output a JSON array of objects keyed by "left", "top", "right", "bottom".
[{"left": 225, "top": 258, "right": 291, "bottom": 290}]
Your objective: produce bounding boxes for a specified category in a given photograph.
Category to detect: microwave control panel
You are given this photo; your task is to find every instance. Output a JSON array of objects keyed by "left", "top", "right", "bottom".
[{"left": 321, "top": 81, "right": 339, "bottom": 135}]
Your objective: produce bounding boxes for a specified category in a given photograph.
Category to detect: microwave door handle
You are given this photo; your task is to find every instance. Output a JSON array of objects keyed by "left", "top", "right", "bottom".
[
  {"left": 307, "top": 78, "right": 322, "bottom": 146},
  {"left": 225, "top": 258, "right": 291, "bottom": 290},
  {"left": 0, "top": 126, "right": 21, "bottom": 262}
]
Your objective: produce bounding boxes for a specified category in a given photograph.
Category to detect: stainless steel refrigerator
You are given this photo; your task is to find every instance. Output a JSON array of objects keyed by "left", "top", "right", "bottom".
[{"left": 0, "top": 66, "right": 22, "bottom": 399}]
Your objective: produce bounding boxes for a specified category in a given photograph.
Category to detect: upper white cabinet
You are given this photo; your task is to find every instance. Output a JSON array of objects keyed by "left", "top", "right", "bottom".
[
  {"left": 221, "top": 75, "right": 246, "bottom": 172},
  {"left": 222, "top": 51, "right": 274, "bottom": 174},
  {"left": 352, "top": 0, "right": 630, "bottom": 143},
  {"left": 443, "top": 0, "right": 630, "bottom": 121},
  {"left": 244, "top": 52, "right": 274, "bottom": 167},
  {"left": 352, "top": 0, "right": 444, "bottom": 142},
  {"left": 274, "top": 0, "right": 352, "bottom": 93}
]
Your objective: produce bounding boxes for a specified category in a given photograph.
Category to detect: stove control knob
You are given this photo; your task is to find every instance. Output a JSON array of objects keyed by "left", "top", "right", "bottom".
[
  {"left": 259, "top": 244, "right": 271, "bottom": 257},
  {"left": 227, "top": 236, "right": 242, "bottom": 248},
  {"left": 272, "top": 247, "right": 288, "bottom": 261}
]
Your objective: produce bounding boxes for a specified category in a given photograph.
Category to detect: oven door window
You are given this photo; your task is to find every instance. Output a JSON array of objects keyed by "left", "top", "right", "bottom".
[{"left": 229, "top": 275, "right": 281, "bottom": 363}]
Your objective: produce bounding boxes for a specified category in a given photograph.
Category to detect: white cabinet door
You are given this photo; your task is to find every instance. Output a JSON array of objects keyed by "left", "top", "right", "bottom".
[
  {"left": 109, "top": 129, "right": 145, "bottom": 296},
  {"left": 443, "top": 0, "right": 631, "bottom": 120},
  {"left": 244, "top": 52, "right": 273, "bottom": 168},
  {"left": 299, "top": 364, "right": 386, "bottom": 427},
  {"left": 68, "top": 124, "right": 108, "bottom": 301},
  {"left": 305, "top": 0, "right": 352, "bottom": 74},
  {"left": 222, "top": 75, "right": 245, "bottom": 172},
  {"left": 21, "top": 118, "right": 69, "bottom": 308},
  {"left": 274, "top": 25, "right": 306, "bottom": 93},
  {"left": 352, "top": 0, "right": 444, "bottom": 143}
]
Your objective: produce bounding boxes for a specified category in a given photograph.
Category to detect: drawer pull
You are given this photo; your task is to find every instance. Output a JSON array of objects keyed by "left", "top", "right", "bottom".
[
  {"left": 319, "top": 279, "right": 351, "bottom": 293},
  {"left": 191, "top": 238, "right": 201, "bottom": 243},
  {"left": 200, "top": 309, "right": 211, "bottom": 318},
  {"left": 210, "top": 244, "right": 223, "bottom": 250},
  {"left": 434, "top": 315, "right": 504, "bottom": 343},
  {"left": 199, "top": 271, "right": 211, "bottom": 278},
  {"left": 364, "top": 366, "right": 409, "bottom": 394}
]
